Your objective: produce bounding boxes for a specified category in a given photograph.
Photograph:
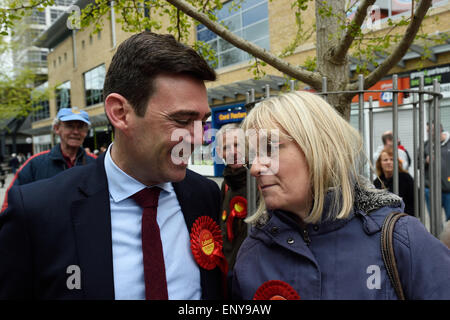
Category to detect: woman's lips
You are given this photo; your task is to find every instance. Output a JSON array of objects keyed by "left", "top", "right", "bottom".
[{"left": 260, "top": 184, "right": 276, "bottom": 190}]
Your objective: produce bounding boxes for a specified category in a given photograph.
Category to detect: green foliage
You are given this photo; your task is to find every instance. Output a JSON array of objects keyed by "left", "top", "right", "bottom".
[
  {"left": 0, "top": 0, "right": 55, "bottom": 35},
  {"left": 0, "top": 68, "right": 51, "bottom": 122},
  {"left": 247, "top": 58, "right": 267, "bottom": 80},
  {"left": 303, "top": 56, "right": 316, "bottom": 72}
]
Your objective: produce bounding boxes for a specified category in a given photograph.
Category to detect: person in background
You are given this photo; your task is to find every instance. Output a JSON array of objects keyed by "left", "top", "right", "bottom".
[
  {"left": 424, "top": 123, "right": 450, "bottom": 221},
  {"left": 100, "top": 144, "right": 108, "bottom": 154},
  {"left": 8, "top": 153, "right": 19, "bottom": 174},
  {"left": 374, "top": 147, "right": 415, "bottom": 216},
  {"left": 373, "top": 131, "right": 409, "bottom": 171},
  {"left": 1, "top": 107, "right": 97, "bottom": 212},
  {"left": 215, "top": 122, "right": 249, "bottom": 270},
  {"left": 232, "top": 91, "right": 450, "bottom": 300},
  {"left": 17, "top": 153, "right": 25, "bottom": 166}
]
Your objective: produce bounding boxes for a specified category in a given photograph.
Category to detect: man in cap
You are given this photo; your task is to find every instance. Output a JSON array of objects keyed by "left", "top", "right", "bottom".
[{"left": 1, "top": 107, "right": 96, "bottom": 210}]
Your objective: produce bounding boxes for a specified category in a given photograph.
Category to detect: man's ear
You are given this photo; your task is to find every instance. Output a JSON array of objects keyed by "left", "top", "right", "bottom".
[
  {"left": 53, "top": 123, "right": 60, "bottom": 135},
  {"left": 104, "top": 93, "right": 133, "bottom": 134}
]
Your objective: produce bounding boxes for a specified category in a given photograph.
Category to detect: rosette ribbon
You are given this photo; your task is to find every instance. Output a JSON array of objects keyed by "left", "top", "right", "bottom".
[
  {"left": 253, "top": 280, "right": 300, "bottom": 300},
  {"left": 190, "top": 216, "right": 228, "bottom": 275},
  {"left": 227, "top": 196, "right": 247, "bottom": 242}
]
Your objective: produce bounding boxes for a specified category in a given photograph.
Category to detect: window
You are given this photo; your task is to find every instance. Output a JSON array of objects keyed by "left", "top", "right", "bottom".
[
  {"left": 29, "top": 9, "right": 46, "bottom": 25},
  {"left": 32, "top": 100, "right": 50, "bottom": 122},
  {"left": 50, "top": 9, "right": 65, "bottom": 24},
  {"left": 56, "top": 81, "right": 71, "bottom": 111},
  {"left": 82, "top": 40, "right": 85, "bottom": 49},
  {"left": 26, "top": 50, "right": 47, "bottom": 68},
  {"left": 84, "top": 64, "right": 106, "bottom": 107},
  {"left": 196, "top": 0, "right": 269, "bottom": 69},
  {"left": 55, "top": 0, "right": 75, "bottom": 5}
]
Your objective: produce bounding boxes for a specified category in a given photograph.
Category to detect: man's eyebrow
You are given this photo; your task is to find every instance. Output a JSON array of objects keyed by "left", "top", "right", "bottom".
[{"left": 169, "top": 110, "right": 211, "bottom": 121}]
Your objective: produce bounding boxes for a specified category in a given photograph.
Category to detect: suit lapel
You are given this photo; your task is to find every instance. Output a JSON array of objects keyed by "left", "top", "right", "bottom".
[
  {"left": 173, "top": 170, "right": 223, "bottom": 300},
  {"left": 70, "top": 154, "right": 115, "bottom": 299}
]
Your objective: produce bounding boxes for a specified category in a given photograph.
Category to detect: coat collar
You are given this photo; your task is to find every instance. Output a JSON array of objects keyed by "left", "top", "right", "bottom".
[{"left": 252, "top": 177, "right": 404, "bottom": 237}]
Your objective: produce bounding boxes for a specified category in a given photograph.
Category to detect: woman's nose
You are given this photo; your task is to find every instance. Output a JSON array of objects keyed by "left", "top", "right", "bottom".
[{"left": 250, "top": 156, "right": 268, "bottom": 177}]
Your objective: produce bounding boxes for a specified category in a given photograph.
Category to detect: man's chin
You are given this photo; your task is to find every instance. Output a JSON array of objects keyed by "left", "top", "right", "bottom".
[{"left": 167, "top": 163, "right": 188, "bottom": 182}]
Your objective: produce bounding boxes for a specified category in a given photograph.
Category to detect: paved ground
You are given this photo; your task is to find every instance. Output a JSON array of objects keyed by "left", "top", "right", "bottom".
[{"left": 0, "top": 173, "right": 14, "bottom": 205}]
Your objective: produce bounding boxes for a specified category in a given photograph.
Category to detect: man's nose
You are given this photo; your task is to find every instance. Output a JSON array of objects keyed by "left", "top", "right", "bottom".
[{"left": 185, "top": 121, "right": 204, "bottom": 145}]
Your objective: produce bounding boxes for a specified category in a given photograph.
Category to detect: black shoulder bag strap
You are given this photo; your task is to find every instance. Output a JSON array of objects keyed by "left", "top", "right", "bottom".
[{"left": 380, "top": 211, "right": 408, "bottom": 300}]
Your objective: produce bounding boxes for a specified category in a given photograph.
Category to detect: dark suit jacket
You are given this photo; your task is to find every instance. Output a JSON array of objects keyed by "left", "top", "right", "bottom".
[{"left": 0, "top": 153, "right": 223, "bottom": 299}]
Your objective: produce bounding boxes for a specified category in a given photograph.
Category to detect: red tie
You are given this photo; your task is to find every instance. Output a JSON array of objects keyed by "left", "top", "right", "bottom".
[{"left": 131, "top": 187, "right": 168, "bottom": 300}]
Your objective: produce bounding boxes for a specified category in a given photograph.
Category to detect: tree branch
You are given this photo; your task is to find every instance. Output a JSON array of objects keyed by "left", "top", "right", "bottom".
[
  {"left": 331, "top": 0, "right": 376, "bottom": 64},
  {"left": 347, "top": 0, "right": 433, "bottom": 92},
  {"left": 165, "top": 0, "right": 322, "bottom": 89}
]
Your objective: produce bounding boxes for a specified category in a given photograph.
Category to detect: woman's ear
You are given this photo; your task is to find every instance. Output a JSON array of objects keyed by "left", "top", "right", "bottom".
[{"left": 104, "top": 93, "right": 133, "bottom": 134}]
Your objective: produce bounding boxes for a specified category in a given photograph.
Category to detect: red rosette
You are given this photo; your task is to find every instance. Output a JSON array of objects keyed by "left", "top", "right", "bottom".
[
  {"left": 227, "top": 196, "right": 248, "bottom": 242},
  {"left": 253, "top": 280, "right": 300, "bottom": 300},
  {"left": 190, "top": 216, "right": 228, "bottom": 275}
]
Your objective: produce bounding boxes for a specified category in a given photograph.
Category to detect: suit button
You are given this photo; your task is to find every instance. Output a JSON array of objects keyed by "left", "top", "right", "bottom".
[
  {"left": 270, "top": 226, "right": 279, "bottom": 235},
  {"left": 287, "top": 238, "right": 295, "bottom": 244},
  {"left": 313, "top": 226, "right": 319, "bottom": 231}
]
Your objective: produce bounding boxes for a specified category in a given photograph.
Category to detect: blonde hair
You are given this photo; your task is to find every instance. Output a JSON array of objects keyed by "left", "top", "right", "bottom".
[{"left": 242, "top": 91, "right": 364, "bottom": 224}]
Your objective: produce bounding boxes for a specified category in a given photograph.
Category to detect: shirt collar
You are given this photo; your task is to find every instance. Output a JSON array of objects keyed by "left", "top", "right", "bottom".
[{"left": 104, "top": 143, "right": 172, "bottom": 203}]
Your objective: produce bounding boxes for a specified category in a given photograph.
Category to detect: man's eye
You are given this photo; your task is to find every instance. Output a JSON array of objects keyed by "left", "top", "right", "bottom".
[{"left": 175, "top": 119, "right": 191, "bottom": 125}]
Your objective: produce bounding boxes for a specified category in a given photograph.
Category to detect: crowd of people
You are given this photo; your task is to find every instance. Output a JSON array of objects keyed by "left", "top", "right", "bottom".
[{"left": 0, "top": 31, "right": 448, "bottom": 300}]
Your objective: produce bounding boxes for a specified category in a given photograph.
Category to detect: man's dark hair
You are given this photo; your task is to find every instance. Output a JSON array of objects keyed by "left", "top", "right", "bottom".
[
  {"left": 103, "top": 32, "right": 216, "bottom": 117},
  {"left": 382, "top": 132, "right": 394, "bottom": 145}
]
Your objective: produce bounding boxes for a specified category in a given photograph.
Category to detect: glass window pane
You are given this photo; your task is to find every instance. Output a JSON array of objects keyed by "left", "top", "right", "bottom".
[
  {"left": 197, "top": 24, "right": 205, "bottom": 32},
  {"left": 198, "top": 28, "right": 216, "bottom": 42},
  {"left": 220, "top": 49, "right": 242, "bottom": 68},
  {"left": 222, "top": 14, "right": 241, "bottom": 32},
  {"left": 242, "top": 0, "right": 265, "bottom": 10},
  {"left": 209, "top": 40, "right": 218, "bottom": 52},
  {"left": 243, "top": 20, "right": 268, "bottom": 41},
  {"left": 84, "top": 65, "right": 105, "bottom": 107},
  {"left": 217, "top": 1, "right": 234, "bottom": 20},
  {"left": 242, "top": 3, "right": 268, "bottom": 26},
  {"left": 218, "top": 31, "right": 241, "bottom": 52},
  {"left": 253, "top": 37, "right": 270, "bottom": 51}
]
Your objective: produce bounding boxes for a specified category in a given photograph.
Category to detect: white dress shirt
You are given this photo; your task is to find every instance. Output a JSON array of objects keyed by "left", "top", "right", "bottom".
[{"left": 104, "top": 144, "right": 201, "bottom": 300}]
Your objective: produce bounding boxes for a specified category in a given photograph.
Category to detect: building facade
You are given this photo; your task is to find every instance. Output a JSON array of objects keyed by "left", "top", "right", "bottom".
[{"left": 33, "top": 0, "right": 450, "bottom": 176}]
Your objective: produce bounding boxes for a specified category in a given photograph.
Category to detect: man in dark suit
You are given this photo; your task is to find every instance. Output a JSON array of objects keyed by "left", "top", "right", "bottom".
[{"left": 0, "top": 32, "right": 224, "bottom": 300}]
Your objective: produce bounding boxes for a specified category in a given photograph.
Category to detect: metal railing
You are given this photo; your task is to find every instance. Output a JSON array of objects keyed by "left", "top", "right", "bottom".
[{"left": 245, "top": 74, "right": 445, "bottom": 237}]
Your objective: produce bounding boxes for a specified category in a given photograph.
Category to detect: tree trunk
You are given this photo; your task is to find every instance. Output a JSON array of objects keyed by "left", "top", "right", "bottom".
[{"left": 315, "top": 0, "right": 351, "bottom": 119}]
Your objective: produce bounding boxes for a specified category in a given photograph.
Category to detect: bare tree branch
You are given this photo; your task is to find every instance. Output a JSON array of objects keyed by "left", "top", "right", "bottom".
[
  {"left": 331, "top": 0, "right": 376, "bottom": 64},
  {"left": 346, "top": 0, "right": 433, "bottom": 92},
  {"left": 165, "top": 0, "right": 322, "bottom": 88}
]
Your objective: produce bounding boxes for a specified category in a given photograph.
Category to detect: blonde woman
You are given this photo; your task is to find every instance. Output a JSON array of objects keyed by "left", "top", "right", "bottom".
[{"left": 232, "top": 91, "right": 450, "bottom": 300}]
